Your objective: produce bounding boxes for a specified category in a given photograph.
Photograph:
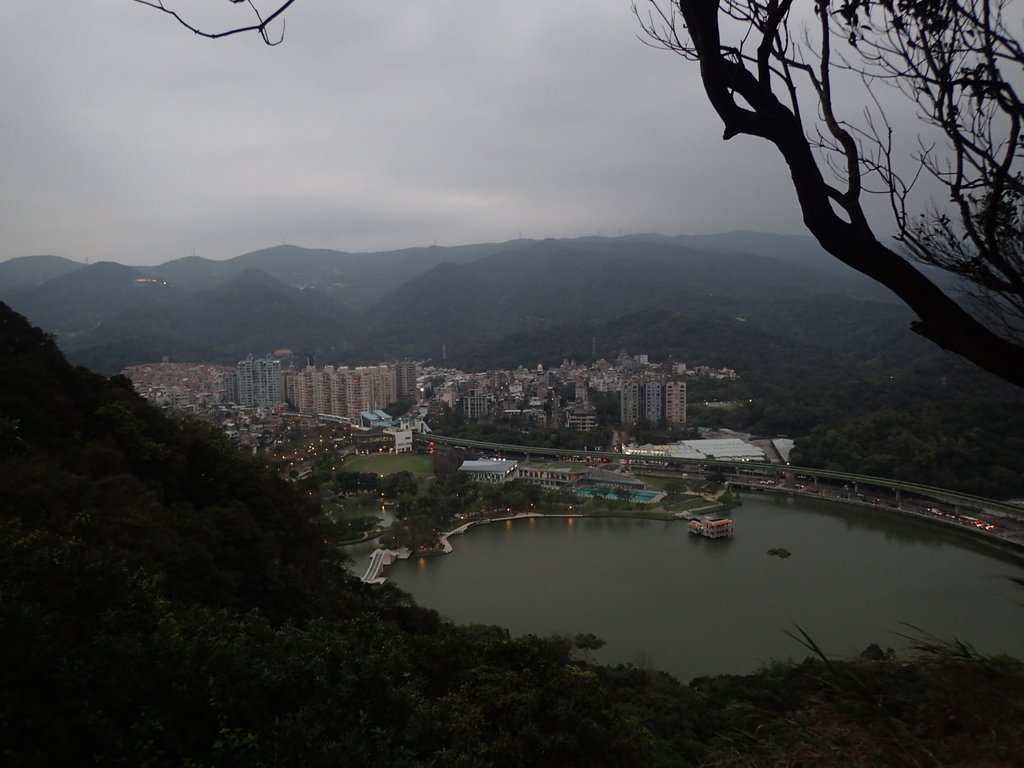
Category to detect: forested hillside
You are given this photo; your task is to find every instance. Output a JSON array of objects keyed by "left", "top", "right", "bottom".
[
  {"left": 3, "top": 300, "right": 1023, "bottom": 766},
  {"left": 0, "top": 233, "right": 905, "bottom": 371},
  {"left": 0, "top": 300, "right": 684, "bottom": 764}
]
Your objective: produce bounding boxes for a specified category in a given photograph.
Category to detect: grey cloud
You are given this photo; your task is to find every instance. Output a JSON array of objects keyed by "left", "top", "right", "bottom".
[{"left": 0, "top": 1, "right": 811, "bottom": 265}]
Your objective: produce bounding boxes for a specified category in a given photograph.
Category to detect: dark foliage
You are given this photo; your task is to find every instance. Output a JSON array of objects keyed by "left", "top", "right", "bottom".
[
  {"left": 0, "top": 301, "right": 692, "bottom": 765},
  {"left": 4, "top": 299, "right": 1023, "bottom": 766}
]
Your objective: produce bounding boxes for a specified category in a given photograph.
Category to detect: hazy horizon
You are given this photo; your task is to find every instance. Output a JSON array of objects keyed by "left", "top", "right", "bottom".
[{"left": 0, "top": 228, "right": 815, "bottom": 268}]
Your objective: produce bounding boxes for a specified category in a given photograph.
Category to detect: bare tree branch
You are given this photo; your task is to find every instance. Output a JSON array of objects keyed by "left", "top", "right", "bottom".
[
  {"left": 641, "top": 0, "right": 1024, "bottom": 387},
  {"left": 131, "top": 0, "right": 297, "bottom": 45}
]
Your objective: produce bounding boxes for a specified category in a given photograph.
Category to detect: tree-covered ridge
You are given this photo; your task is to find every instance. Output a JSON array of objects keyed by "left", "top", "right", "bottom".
[
  {"left": 714, "top": 378, "right": 1024, "bottom": 499},
  {"left": 3, "top": 299, "right": 1024, "bottom": 766},
  {"left": 1, "top": 234, "right": 896, "bottom": 372},
  {"left": 789, "top": 399, "right": 1024, "bottom": 498},
  {"left": 0, "top": 300, "right": 693, "bottom": 765}
]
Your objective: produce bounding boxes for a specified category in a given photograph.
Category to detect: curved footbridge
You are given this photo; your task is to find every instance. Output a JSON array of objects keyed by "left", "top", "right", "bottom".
[{"left": 360, "top": 547, "right": 411, "bottom": 584}]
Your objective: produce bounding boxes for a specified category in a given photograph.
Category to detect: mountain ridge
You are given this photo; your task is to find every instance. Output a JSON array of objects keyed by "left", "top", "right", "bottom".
[{"left": 0, "top": 233, "right": 917, "bottom": 372}]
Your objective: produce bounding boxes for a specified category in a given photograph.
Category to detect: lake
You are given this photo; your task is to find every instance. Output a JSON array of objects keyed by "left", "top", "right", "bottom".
[{"left": 379, "top": 495, "right": 1024, "bottom": 682}]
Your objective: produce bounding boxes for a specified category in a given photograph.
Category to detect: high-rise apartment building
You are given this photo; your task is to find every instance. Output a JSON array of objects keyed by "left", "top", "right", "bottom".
[
  {"left": 284, "top": 363, "right": 397, "bottom": 419},
  {"left": 664, "top": 380, "right": 688, "bottom": 425},
  {"left": 362, "top": 364, "right": 397, "bottom": 411},
  {"left": 395, "top": 360, "right": 419, "bottom": 400},
  {"left": 222, "top": 370, "right": 239, "bottom": 404},
  {"left": 643, "top": 380, "right": 663, "bottom": 424},
  {"left": 620, "top": 379, "right": 640, "bottom": 425},
  {"left": 236, "top": 355, "right": 283, "bottom": 408}
]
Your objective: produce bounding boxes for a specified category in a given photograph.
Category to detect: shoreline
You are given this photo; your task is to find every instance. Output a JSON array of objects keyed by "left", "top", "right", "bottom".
[
  {"left": 746, "top": 486, "right": 1024, "bottom": 562},
  {"left": 369, "top": 502, "right": 732, "bottom": 581},
  {"left": 363, "top": 489, "right": 1024, "bottom": 582}
]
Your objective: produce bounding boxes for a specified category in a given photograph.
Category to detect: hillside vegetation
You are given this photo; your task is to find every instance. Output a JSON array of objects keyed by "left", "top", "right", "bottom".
[
  {"left": 3, "top": 300, "right": 1024, "bottom": 766},
  {"left": 0, "top": 233, "right": 894, "bottom": 371}
]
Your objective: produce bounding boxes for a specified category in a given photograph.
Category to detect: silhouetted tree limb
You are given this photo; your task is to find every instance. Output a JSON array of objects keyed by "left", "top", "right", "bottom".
[
  {"left": 131, "top": 0, "right": 296, "bottom": 45},
  {"left": 638, "top": 0, "right": 1024, "bottom": 387},
  {"left": 843, "top": 0, "right": 1024, "bottom": 346}
]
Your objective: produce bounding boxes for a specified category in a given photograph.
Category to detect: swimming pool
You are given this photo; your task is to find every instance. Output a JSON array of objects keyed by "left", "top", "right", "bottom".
[{"left": 575, "top": 485, "right": 660, "bottom": 503}]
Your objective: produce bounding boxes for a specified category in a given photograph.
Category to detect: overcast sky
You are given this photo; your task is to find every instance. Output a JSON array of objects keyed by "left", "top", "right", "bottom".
[{"left": 2, "top": 1, "right": 882, "bottom": 266}]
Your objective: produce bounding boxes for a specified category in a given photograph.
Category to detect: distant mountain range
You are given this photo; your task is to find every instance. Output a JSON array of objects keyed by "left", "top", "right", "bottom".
[{"left": 0, "top": 232, "right": 929, "bottom": 375}]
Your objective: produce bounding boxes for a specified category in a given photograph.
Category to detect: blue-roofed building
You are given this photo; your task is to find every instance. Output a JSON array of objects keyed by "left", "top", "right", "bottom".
[{"left": 359, "top": 410, "right": 395, "bottom": 429}]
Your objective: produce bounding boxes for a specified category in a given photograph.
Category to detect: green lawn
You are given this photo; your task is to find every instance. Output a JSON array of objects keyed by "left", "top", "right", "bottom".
[
  {"left": 342, "top": 452, "right": 434, "bottom": 478},
  {"left": 664, "top": 496, "right": 723, "bottom": 512},
  {"left": 637, "top": 474, "right": 705, "bottom": 492}
]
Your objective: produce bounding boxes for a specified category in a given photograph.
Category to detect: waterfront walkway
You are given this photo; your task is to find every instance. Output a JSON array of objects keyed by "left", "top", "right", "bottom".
[
  {"left": 438, "top": 514, "right": 541, "bottom": 554},
  {"left": 364, "top": 514, "right": 547, "bottom": 584}
]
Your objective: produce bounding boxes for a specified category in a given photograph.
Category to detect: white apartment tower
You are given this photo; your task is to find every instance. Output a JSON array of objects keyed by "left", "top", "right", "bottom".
[{"left": 237, "top": 355, "right": 283, "bottom": 408}]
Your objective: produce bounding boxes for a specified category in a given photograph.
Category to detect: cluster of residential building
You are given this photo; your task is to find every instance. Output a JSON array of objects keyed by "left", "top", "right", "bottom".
[
  {"left": 123, "top": 350, "right": 739, "bottom": 449},
  {"left": 185, "top": 356, "right": 420, "bottom": 418},
  {"left": 122, "top": 361, "right": 233, "bottom": 411},
  {"left": 619, "top": 378, "right": 688, "bottom": 427},
  {"left": 433, "top": 351, "right": 735, "bottom": 431},
  {"left": 122, "top": 357, "right": 424, "bottom": 452},
  {"left": 281, "top": 360, "right": 418, "bottom": 420}
]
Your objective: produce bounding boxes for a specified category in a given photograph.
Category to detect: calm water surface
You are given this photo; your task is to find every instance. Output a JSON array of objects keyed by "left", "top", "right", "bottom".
[{"left": 383, "top": 495, "right": 1024, "bottom": 682}]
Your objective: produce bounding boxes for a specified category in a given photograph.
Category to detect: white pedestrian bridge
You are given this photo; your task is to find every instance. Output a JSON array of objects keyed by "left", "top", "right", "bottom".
[{"left": 360, "top": 547, "right": 410, "bottom": 583}]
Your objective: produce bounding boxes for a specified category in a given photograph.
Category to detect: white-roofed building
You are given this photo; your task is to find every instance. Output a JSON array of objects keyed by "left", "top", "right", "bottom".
[
  {"left": 458, "top": 458, "right": 519, "bottom": 484},
  {"left": 772, "top": 438, "right": 795, "bottom": 463},
  {"left": 623, "top": 437, "right": 767, "bottom": 462}
]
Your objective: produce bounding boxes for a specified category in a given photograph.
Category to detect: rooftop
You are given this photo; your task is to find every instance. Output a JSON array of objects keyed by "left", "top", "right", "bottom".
[{"left": 459, "top": 459, "right": 518, "bottom": 474}]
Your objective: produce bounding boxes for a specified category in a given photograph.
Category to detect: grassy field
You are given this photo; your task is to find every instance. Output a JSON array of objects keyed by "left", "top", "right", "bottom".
[
  {"left": 664, "top": 496, "right": 721, "bottom": 512},
  {"left": 636, "top": 474, "right": 705, "bottom": 493},
  {"left": 341, "top": 452, "right": 434, "bottom": 478}
]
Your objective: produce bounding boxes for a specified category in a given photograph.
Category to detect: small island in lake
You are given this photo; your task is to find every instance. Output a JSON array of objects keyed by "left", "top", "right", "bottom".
[{"left": 767, "top": 547, "right": 792, "bottom": 558}]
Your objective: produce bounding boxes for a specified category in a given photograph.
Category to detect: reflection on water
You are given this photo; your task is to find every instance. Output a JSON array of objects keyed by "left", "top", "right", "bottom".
[
  {"left": 753, "top": 495, "right": 1016, "bottom": 561},
  {"left": 388, "top": 495, "right": 1024, "bottom": 683}
]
